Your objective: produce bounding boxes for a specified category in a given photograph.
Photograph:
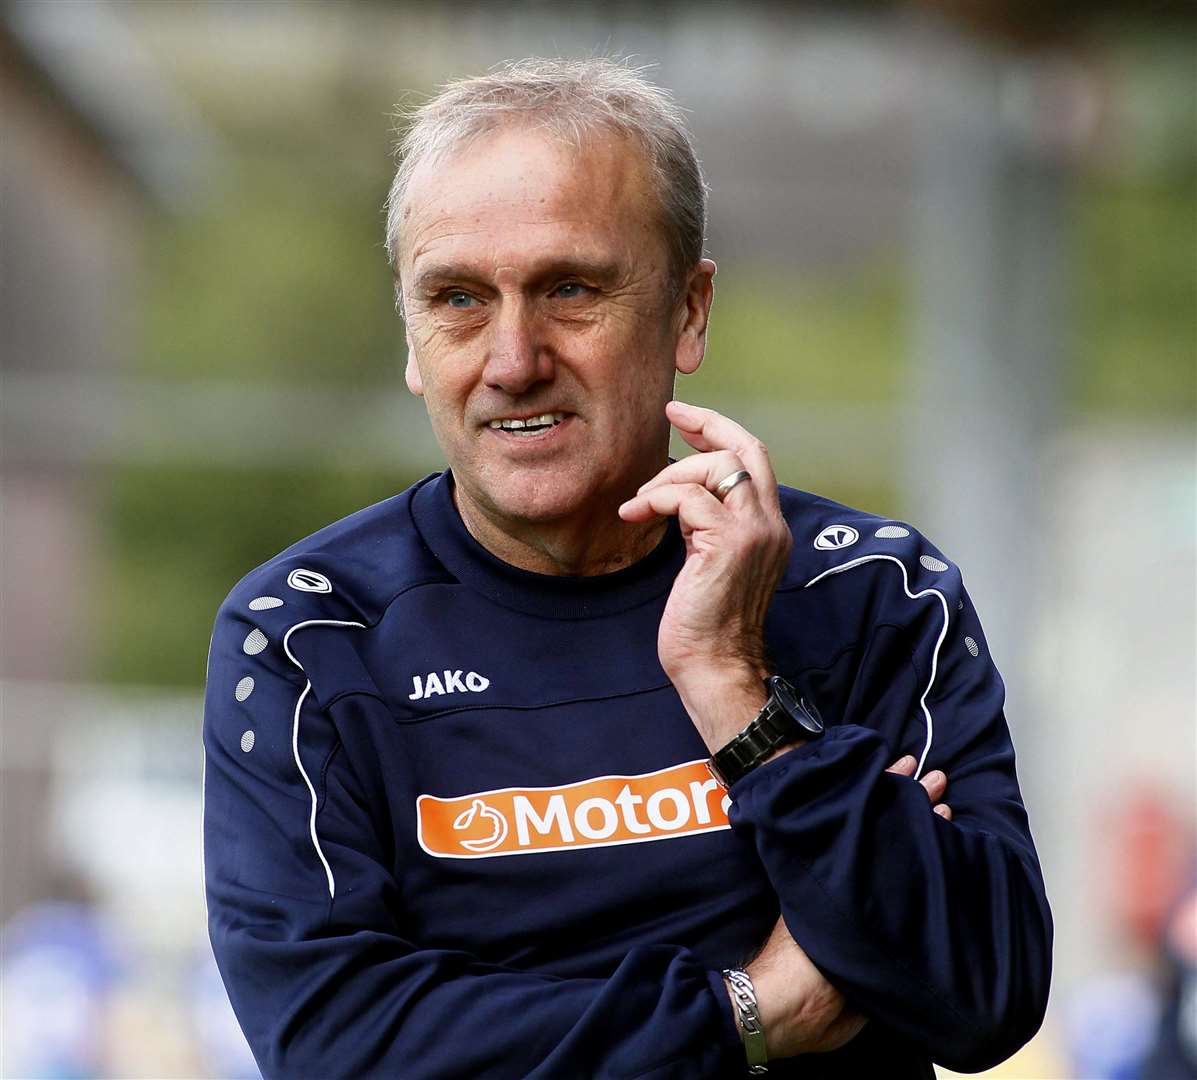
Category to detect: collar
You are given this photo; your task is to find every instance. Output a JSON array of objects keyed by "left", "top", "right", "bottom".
[{"left": 409, "top": 469, "right": 683, "bottom": 620}]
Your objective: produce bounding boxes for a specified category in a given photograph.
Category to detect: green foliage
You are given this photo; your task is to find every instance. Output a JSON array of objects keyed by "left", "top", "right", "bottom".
[
  {"left": 694, "top": 265, "right": 907, "bottom": 404},
  {"left": 1071, "top": 183, "right": 1196, "bottom": 416},
  {"left": 94, "top": 465, "right": 422, "bottom": 687},
  {"left": 140, "top": 158, "right": 399, "bottom": 384}
]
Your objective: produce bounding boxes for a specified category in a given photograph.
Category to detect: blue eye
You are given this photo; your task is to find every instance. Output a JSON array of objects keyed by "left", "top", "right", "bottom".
[
  {"left": 552, "top": 282, "right": 585, "bottom": 299},
  {"left": 446, "top": 291, "right": 475, "bottom": 308}
]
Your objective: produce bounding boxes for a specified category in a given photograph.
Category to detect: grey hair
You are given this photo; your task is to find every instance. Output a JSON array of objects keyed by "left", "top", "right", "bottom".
[{"left": 384, "top": 57, "right": 708, "bottom": 309}]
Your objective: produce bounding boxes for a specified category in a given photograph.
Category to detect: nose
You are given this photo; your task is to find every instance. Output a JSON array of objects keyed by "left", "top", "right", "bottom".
[{"left": 482, "top": 298, "right": 554, "bottom": 395}]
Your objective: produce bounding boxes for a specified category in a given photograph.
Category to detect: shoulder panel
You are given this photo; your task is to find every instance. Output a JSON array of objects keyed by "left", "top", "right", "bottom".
[
  {"left": 777, "top": 485, "right": 962, "bottom": 604},
  {"left": 773, "top": 486, "right": 996, "bottom": 776},
  {"left": 221, "top": 475, "right": 449, "bottom": 633},
  {"left": 208, "top": 476, "right": 455, "bottom": 724}
]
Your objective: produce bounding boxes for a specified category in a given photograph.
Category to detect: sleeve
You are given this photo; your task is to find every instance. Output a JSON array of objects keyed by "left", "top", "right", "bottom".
[
  {"left": 730, "top": 546, "right": 1053, "bottom": 1072},
  {"left": 202, "top": 594, "right": 745, "bottom": 1080}
]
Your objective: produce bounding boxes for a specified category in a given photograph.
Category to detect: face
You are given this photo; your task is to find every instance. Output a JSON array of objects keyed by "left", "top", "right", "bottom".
[{"left": 398, "top": 123, "right": 713, "bottom": 535}]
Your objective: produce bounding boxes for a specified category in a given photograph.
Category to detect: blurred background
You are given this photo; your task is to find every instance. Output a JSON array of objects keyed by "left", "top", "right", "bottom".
[{"left": 1, "top": 1, "right": 1193, "bottom": 1076}]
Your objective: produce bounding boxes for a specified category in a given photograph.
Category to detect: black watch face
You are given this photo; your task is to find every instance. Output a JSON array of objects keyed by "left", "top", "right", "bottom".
[
  {"left": 768, "top": 676, "right": 802, "bottom": 713},
  {"left": 767, "top": 676, "right": 825, "bottom": 736}
]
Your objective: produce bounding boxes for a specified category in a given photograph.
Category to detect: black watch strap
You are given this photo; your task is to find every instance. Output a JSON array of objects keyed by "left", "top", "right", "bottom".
[{"left": 708, "top": 677, "right": 824, "bottom": 788}]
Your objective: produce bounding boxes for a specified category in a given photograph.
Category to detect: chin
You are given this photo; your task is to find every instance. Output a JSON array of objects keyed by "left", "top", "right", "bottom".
[
  {"left": 488, "top": 481, "right": 592, "bottom": 524},
  {"left": 458, "top": 452, "right": 621, "bottom": 528}
]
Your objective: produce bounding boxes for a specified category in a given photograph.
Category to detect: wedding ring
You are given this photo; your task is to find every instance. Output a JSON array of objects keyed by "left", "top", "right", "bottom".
[{"left": 713, "top": 469, "right": 752, "bottom": 502}]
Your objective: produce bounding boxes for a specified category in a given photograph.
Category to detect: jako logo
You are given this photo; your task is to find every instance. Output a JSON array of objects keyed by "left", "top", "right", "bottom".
[
  {"left": 814, "top": 524, "right": 859, "bottom": 550},
  {"left": 287, "top": 568, "right": 332, "bottom": 593},
  {"left": 417, "top": 760, "right": 732, "bottom": 860},
  {"left": 409, "top": 670, "right": 490, "bottom": 700}
]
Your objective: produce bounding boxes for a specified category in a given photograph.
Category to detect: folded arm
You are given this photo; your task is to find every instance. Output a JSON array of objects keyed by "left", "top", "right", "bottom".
[{"left": 729, "top": 583, "right": 1053, "bottom": 1072}]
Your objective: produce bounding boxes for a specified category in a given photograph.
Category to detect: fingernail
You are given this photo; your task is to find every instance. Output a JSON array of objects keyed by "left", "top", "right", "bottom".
[{"left": 934, "top": 805, "right": 949, "bottom": 818}]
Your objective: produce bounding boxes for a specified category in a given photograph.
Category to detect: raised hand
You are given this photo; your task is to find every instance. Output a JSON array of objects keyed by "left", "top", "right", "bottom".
[{"left": 618, "top": 401, "right": 792, "bottom": 751}]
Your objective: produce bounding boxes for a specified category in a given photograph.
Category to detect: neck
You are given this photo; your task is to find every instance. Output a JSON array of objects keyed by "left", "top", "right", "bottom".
[{"left": 453, "top": 484, "right": 668, "bottom": 576}]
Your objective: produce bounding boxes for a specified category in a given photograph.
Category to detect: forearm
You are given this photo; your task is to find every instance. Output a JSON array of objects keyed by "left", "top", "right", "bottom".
[
  {"left": 212, "top": 908, "right": 742, "bottom": 1079},
  {"left": 729, "top": 726, "right": 1052, "bottom": 1071},
  {"left": 671, "top": 664, "right": 768, "bottom": 753}
]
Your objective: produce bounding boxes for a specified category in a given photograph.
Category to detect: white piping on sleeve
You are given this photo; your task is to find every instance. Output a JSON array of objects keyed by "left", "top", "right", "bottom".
[
  {"left": 281, "top": 618, "right": 367, "bottom": 901},
  {"left": 803, "top": 554, "right": 950, "bottom": 778},
  {"left": 293, "top": 681, "right": 335, "bottom": 899},
  {"left": 282, "top": 618, "right": 366, "bottom": 668}
]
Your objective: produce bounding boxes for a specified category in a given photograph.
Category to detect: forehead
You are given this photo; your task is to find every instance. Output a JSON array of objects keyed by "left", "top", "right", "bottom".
[{"left": 399, "top": 123, "right": 666, "bottom": 275}]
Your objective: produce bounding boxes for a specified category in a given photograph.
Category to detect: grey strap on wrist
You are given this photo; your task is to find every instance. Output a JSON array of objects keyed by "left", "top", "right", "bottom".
[{"left": 723, "top": 967, "right": 769, "bottom": 1075}]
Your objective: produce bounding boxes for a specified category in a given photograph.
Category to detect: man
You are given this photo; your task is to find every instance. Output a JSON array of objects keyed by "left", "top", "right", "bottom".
[{"left": 203, "top": 58, "right": 1051, "bottom": 1078}]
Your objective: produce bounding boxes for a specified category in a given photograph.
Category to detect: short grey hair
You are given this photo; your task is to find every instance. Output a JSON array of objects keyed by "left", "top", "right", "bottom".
[{"left": 384, "top": 57, "right": 708, "bottom": 306}]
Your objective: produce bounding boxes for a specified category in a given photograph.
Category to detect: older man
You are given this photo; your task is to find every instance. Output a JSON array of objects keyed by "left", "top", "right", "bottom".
[{"left": 203, "top": 58, "right": 1051, "bottom": 1078}]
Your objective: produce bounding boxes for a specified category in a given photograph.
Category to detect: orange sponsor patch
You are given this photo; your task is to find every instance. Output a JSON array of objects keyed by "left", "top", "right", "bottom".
[{"left": 417, "top": 759, "right": 732, "bottom": 859}]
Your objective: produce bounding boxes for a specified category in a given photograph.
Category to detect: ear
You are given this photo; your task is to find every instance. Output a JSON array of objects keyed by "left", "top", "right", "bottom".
[
  {"left": 404, "top": 332, "right": 424, "bottom": 397},
  {"left": 674, "top": 258, "right": 716, "bottom": 376}
]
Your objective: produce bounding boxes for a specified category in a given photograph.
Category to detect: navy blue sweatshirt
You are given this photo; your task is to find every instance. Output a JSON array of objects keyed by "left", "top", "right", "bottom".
[{"left": 203, "top": 470, "right": 1052, "bottom": 1078}]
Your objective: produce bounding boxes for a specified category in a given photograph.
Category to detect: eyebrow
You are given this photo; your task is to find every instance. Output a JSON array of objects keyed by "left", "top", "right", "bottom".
[
  {"left": 410, "top": 257, "right": 622, "bottom": 294},
  {"left": 409, "top": 264, "right": 486, "bottom": 294}
]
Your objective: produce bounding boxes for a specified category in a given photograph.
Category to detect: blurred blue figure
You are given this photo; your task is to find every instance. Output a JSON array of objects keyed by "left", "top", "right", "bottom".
[
  {"left": 0, "top": 901, "right": 122, "bottom": 1079},
  {"left": 1138, "top": 880, "right": 1197, "bottom": 1079},
  {"left": 1066, "top": 971, "right": 1161, "bottom": 1080}
]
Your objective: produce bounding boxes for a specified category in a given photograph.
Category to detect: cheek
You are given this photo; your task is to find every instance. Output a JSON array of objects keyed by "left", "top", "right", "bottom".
[
  {"left": 422, "top": 368, "right": 470, "bottom": 414},
  {"left": 587, "top": 348, "right": 675, "bottom": 440},
  {"left": 407, "top": 326, "right": 480, "bottom": 410}
]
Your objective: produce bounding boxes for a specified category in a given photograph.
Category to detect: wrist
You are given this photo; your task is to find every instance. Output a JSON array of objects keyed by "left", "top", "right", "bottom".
[
  {"left": 744, "top": 959, "right": 792, "bottom": 1061},
  {"left": 723, "top": 967, "right": 769, "bottom": 1074},
  {"left": 665, "top": 648, "right": 767, "bottom": 691},
  {"left": 706, "top": 675, "right": 824, "bottom": 787},
  {"left": 673, "top": 666, "right": 768, "bottom": 753}
]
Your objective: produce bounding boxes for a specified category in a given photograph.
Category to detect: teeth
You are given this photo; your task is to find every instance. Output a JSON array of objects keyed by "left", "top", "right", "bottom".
[{"left": 488, "top": 413, "right": 566, "bottom": 431}]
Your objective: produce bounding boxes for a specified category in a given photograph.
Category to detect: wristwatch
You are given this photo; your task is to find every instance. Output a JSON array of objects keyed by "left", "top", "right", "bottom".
[{"left": 708, "top": 676, "right": 824, "bottom": 788}]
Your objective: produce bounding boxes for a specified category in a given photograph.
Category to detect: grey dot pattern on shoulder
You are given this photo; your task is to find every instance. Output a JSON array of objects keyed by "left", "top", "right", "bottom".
[
  {"left": 240, "top": 730, "right": 256, "bottom": 753},
  {"left": 919, "top": 554, "right": 949, "bottom": 573},
  {"left": 234, "top": 676, "right": 255, "bottom": 702},
  {"left": 964, "top": 636, "right": 980, "bottom": 657},
  {"left": 249, "top": 597, "right": 284, "bottom": 611},
  {"left": 875, "top": 525, "right": 910, "bottom": 539},
  {"left": 242, "top": 628, "right": 268, "bottom": 655}
]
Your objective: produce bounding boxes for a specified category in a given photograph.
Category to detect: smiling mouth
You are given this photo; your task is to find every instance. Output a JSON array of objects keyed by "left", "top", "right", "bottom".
[{"left": 487, "top": 412, "right": 568, "bottom": 436}]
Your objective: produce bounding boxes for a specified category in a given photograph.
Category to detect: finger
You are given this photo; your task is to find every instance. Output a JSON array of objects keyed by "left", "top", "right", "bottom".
[
  {"left": 933, "top": 804, "right": 953, "bottom": 821},
  {"left": 667, "top": 401, "right": 779, "bottom": 495},
  {"left": 637, "top": 450, "right": 750, "bottom": 500},
  {"left": 618, "top": 481, "right": 724, "bottom": 527},
  {"left": 886, "top": 755, "right": 917, "bottom": 777},
  {"left": 919, "top": 770, "right": 947, "bottom": 804}
]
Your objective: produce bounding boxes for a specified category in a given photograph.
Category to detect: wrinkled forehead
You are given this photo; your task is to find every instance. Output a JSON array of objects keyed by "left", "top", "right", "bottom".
[{"left": 397, "top": 122, "right": 669, "bottom": 275}]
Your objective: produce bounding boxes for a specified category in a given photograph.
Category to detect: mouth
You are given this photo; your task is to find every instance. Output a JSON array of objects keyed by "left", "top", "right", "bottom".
[{"left": 485, "top": 411, "right": 570, "bottom": 437}]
